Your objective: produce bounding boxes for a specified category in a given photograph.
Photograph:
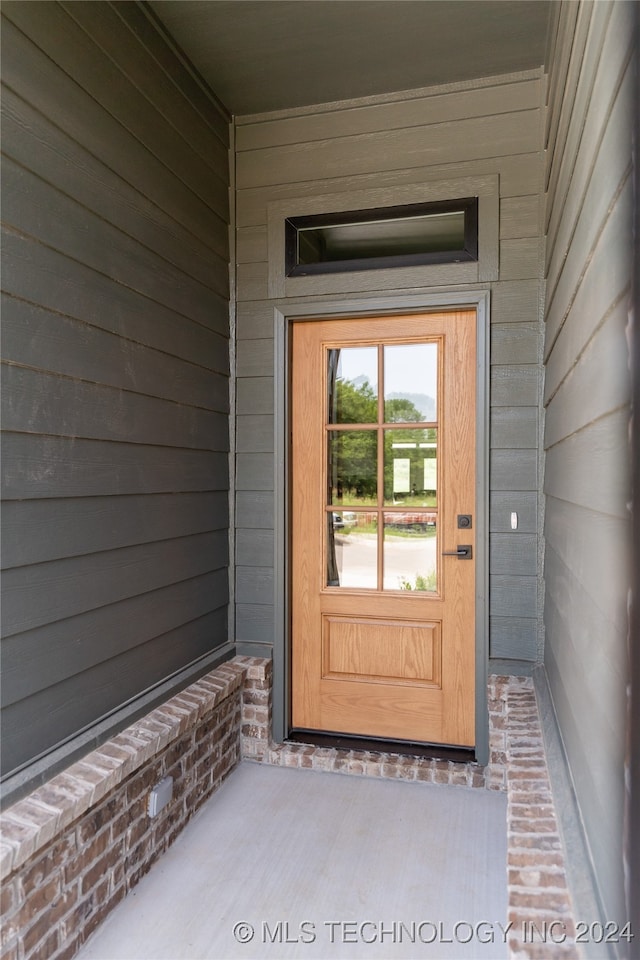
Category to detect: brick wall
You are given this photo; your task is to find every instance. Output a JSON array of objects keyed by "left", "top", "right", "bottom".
[
  {"left": 1, "top": 660, "right": 581, "bottom": 960},
  {"left": 0, "top": 657, "right": 264, "bottom": 960}
]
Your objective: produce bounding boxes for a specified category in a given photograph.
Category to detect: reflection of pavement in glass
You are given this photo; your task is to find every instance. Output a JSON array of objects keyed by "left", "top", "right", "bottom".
[{"left": 334, "top": 533, "right": 437, "bottom": 590}]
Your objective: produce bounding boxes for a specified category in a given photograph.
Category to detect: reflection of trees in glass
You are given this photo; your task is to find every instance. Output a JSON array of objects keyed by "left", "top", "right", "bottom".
[
  {"left": 330, "top": 379, "right": 435, "bottom": 505},
  {"left": 331, "top": 431, "right": 377, "bottom": 501},
  {"left": 384, "top": 426, "right": 437, "bottom": 504},
  {"left": 384, "top": 398, "right": 423, "bottom": 423},
  {"left": 331, "top": 378, "right": 377, "bottom": 502},
  {"left": 335, "top": 377, "right": 377, "bottom": 423}
]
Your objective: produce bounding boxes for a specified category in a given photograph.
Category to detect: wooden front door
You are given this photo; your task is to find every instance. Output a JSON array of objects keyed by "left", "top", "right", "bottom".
[{"left": 291, "top": 311, "right": 476, "bottom": 748}]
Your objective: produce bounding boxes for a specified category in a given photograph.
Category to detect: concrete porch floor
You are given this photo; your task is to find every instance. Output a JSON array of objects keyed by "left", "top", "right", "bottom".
[{"left": 76, "top": 761, "right": 508, "bottom": 960}]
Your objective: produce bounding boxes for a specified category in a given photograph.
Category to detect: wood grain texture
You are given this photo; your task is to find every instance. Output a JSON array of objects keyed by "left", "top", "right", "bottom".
[
  {"left": 489, "top": 616, "right": 537, "bottom": 660},
  {"left": 489, "top": 493, "right": 537, "bottom": 533},
  {"left": 1, "top": 435, "right": 228, "bottom": 500},
  {"left": 3, "top": 157, "right": 228, "bottom": 320},
  {"left": 544, "top": 409, "right": 630, "bottom": 518},
  {"left": 0, "top": 86, "right": 229, "bottom": 272},
  {"left": 544, "top": 302, "right": 631, "bottom": 447},
  {"left": 111, "top": 1, "right": 230, "bottom": 143},
  {"left": 489, "top": 576, "right": 538, "bottom": 618},
  {"left": 235, "top": 492, "right": 275, "bottom": 530},
  {"left": 2, "top": 2, "right": 229, "bottom": 204},
  {"left": 1, "top": 364, "right": 228, "bottom": 450},
  {"left": 236, "top": 567, "right": 274, "bottom": 606},
  {"left": 235, "top": 454, "right": 274, "bottom": 491},
  {"left": 1, "top": 610, "right": 227, "bottom": 777},
  {"left": 490, "top": 407, "right": 538, "bottom": 449},
  {"left": 490, "top": 450, "right": 537, "bottom": 491},
  {"left": 489, "top": 534, "right": 538, "bottom": 576},
  {"left": 236, "top": 153, "right": 543, "bottom": 229},
  {"left": 237, "top": 110, "right": 540, "bottom": 189},
  {"left": 235, "top": 603, "right": 275, "bottom": 646},
  {"left": 1, "top": 492, "right": 228, "bottom": 568},
  {"left": 2, "top": 230, "right": 230, "bottom": 355},
  {"left": 234, "top": 70, "right": 545, "bottom": 669},
  {"left": 236, "top": 529, "right": 274, "bottom": 566},
  {"left": 291, "top": 312, "right": 476, "bottom": 746},
  {"left": 236, "top": 378, "right": 274, "bottom": 415},
  {"left": 1, "top": 572, "right": 228, "bottom": 705},
  {"left": 0, "top": 1, "right": 231, "bottom": 783},
  {"left": 541, "top": 0, "right": 633, "bottom": 929},
  {"left": 2, "top": 296, "right": 229, "bottom": 412},
  {"left": 1, "top": 531, "right": 228, "bottom": 638},
  {"left": 0, "top": 17, "right": 227, "bottom": 248},
  {"left": 236, "top": 76, "right": 541, "bottom": 151},
  {"left": 236, "top": 415, "right": 274, "bottom": 453},
  {"left": 491, "top": 323, "right": 540, "bottom": 365}
]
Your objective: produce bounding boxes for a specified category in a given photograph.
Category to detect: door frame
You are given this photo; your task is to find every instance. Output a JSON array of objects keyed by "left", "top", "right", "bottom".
[{"left": 272, "top": 290, "right": 490, "bottom": 763}]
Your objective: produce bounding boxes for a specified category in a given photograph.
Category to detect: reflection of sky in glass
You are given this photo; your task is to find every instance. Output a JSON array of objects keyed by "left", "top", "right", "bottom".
[
  {"left": 337, "top": 347, "right": 377, "bottom": 389},
  {"left": 385, "top": 343, "right": 437, "bottom": 397},
  {"left": 336, "top": 344, "right": 438, "bottom": 396}
]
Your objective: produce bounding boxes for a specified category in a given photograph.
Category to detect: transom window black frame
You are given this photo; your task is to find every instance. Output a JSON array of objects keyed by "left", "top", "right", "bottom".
[{"left": 285, "top": 197, "right": 478, "bottom": 277}]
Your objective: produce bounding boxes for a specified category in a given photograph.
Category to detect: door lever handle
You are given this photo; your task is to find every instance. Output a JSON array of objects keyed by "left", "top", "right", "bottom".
[{"left": 442, "top": 545, "right": 473, "bottom": 559}]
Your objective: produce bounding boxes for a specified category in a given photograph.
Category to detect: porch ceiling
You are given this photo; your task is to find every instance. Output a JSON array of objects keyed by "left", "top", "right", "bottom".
[{"left": 148, "top": 0, "right": 552, "bottom": 115}]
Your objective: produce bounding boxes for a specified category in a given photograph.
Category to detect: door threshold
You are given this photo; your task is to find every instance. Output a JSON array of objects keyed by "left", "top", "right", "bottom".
[{"left": 287, "top": 730, "right": 475, "bottom": 764}]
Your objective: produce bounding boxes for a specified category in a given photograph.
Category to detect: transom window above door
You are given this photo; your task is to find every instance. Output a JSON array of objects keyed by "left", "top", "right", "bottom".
[{"left": 285, "top": 198, "right": 479, "bottom": 277}]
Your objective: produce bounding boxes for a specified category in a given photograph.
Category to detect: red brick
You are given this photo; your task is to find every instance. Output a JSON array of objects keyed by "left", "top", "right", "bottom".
[
  {"left": 22, "top": 890, "right": 77, "bottom": 956},
  {"left": 0, "top": 939, "right": 19, "bottom": 960},
  {"left": 80, "top": 841, "right": 125, "bottom": 896},
  {"left": 125, "top": 764, "right": 162, "bottom": 805},
  {"left": 110, "top": 798, "right": 145, "bottom": 841},
  {"left": 26, "top": 927, "right": 59, "bottom": 960},
  {"left": 50, "top": 932, "right": 84, "bottom": 960},
  {"left": 81, "top": 884, "right": 126, "bottom": 944},
  {"left": 64, "top": 829, "right": 109, "bottom": 885},
  {"left": 510, "top": 803, "right": 556, "bottom": 819},
  {"left": 510, "top": 889, "right": 572, "bottom": 911},
  {"left": 508, "top": 849, "right": 564, "bottom": 869},
  {"left": 21, "top": 832, "right": 76, "bottom": 896},
  {"left": 511, "top": 818, "right": 558, "bottom": 834},
  {"left": 509, "top": 834, "right": 562, "bottom": 851},
  {"left": 126, "top": 817, "right": 150, "bottom": 852},
  {"left": 509, "top": 868, "right": 568, "bottom": 888},
  {"left": 76, "top": 799, "right": 119, "bottom": 846},
  {"left": 1, "top": 877, "right": 19, "bottom": 917},
  {"left": 17, "top": 874, "right": 61, "bottom": 931}
]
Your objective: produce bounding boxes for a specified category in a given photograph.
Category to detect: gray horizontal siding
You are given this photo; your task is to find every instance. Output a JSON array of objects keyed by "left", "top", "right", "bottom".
[
  {"left": 1, "top": 609, "right": 227, "bottom": 777},
  {"left": 2, "top": 573, "right": 229, "bottom": 707},
  {"left": 233, "top": 70, "right": 545, "bottom": 668},
  {"left": 1, "top": 492, "right": 228, "bottom": 568},
  {"left": 542, "top": 0, "right": 634, "bottom": 928},
  {"left": 0, "top": 1, "right": 231, "bottom": 787},
  {"left": 2, "top": 296, "right": 229, "bottom": 411},
  {"left": 1, "top": 435, "right": 228, "bottom": 501},
  {"left": 1, "top": 14, "right": 227, "bottom": 247},
  {"left": 236, "top": 108, "right": 541, "bottom": 188}
]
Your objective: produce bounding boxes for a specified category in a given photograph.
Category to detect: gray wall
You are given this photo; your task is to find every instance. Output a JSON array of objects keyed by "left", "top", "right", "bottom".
[
  {"left": 233, "top": 70, "right": 546, "bottom": 666},
  {"left": 0, "top": 1, "right": 231, "bottom": 792},
  {"left": 542, "top": 0, "right": 634, "bottom": 927}
]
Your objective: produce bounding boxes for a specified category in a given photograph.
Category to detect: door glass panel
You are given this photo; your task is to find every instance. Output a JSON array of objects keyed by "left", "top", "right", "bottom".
[
  {"left": 329, "top": 430, "right": 377, "bottom": 506},
  {"left": 328, "top": 347, "right": 378, "bottom": 424},
  {"left": 383, "top": 428, "right": 437, "bottom": 506},
  {"left": 384, "top": 342, "right": 437, "bottom": 422},
  {"left": 383, "top": 513, "right": 438, "bottom": 592},
  {"left": 327, "top": 512, "right": 377, "bottom": 589}
]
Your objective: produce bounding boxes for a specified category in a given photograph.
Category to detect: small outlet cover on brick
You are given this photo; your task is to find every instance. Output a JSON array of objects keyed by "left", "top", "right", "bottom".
[{"left": 147, "top": 776, "right": 173, "bottom": 817}]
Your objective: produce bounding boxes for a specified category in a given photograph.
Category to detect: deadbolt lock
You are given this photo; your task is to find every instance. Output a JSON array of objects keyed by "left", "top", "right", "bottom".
[{"left": 457, "top": 514, "right": 472, "bottom": 529}]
